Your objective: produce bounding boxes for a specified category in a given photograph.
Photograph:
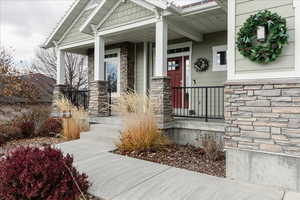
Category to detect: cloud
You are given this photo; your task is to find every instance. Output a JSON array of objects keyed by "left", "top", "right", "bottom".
[{"left": 0, "top": 0, "right": 74, "bottom": 63}]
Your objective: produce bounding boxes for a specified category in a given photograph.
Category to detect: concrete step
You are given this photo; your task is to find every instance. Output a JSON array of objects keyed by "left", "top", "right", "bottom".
[
  {"left": 90, "top": 116, "right": 123, "bottom": 126},
  {"left": 80, "top": 124, "right": 121, "bottom": 142}
]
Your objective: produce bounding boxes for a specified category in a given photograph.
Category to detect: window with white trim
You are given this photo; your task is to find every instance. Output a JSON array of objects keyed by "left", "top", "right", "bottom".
[
  {"left": 212, "top": 45, "right": 227, "bottom": 72},
  {"left": 104, "top": 49, "right": 120, "bottom": 95}
]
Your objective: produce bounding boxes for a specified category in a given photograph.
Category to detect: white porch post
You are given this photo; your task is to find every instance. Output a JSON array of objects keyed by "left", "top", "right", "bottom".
[
  {"left": 94, "top": 36, "right": 105, "bottom": 81},
  {"left": 89, "top": 35, "right": 110, "bottom": 116},
  {"left": 56, "top": 49, "right": 66, "bottom": 85},
  {"left": 150, "top": 16, "right": 173, "bottom": 128},
  {"left": 294, "top": 0, "right": 300, "bottom": 75},
  {"left": 155, "top": 16, "right": 168, "bottom": 77}
]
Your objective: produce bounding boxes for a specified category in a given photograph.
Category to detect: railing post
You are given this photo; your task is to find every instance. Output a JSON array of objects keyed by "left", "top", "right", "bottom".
[
  {"left": 108, "top": 83, "right": 112, "bottom": 116},
  {"left": 205, "top": 87, "right": 208, "bottom": 122}
]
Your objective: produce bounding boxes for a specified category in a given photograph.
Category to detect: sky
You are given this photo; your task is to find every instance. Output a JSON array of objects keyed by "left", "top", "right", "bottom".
[
  {"left": 0, "top": 0, "right": 203, "bottom": 67},
  {"left": 0, "top": 0, "right": 74, "bottom": 66}
]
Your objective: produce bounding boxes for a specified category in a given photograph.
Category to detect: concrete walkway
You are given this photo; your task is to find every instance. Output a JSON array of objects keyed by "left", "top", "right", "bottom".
[{"left": 56, "top": 120, "right": 299, "bottom": 200}]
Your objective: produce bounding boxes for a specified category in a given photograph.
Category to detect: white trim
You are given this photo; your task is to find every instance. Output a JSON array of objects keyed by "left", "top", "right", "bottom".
[
  {"left": 144, "top": 0, "right": 168, "bottom": 10},
  {"left": 228, "top": 0, "right": 300, "bottom": 80},
  {"left": 59, "top": 40, "right": 94, "bottom": 50},
  {"left": 155, "top": 17, "right": 168, "bottom": 77},
  {"left": 58, "top": 6, "right": 88, "bottom": 45},
  {"left": 84, "top": 0, "right": 99, "bottom": 10},
  {"left": 104, "top": 48, "right": 121, "bottom": 97},
  {"left": 181, "top": 1, "right": 219, "bottom": 16},
  {"left": 143, "top": 42, "right": 148, "bottom": 95},
  {"left": 94, "top": 36, "right": 105, "bottom": 81},
  {"left": 96, "top": 0, "right": 123, "bottom": 30},
  {"left": 130, "top": 0, "right": 157, "bottom": 12},
  {"left": 227, "top": 0, "right": 235, "bottom": 81},
  {"left": 44, "top": 0, "right": 89, "bottom": 48},
  {"left": 294, "top": 0, "right": 300, "bottom": 76},
  {"left": 215, "top": 0, "right": 227, "bottom": 13},
  {"left": 168, "top": 42, "right": 192, "bottom": 50},
  {"left": 98, "top": 16, "right": 155, "bottom": 33},
  {"left": 167, "top": 42, "right": 192, "bottom": 87},
  {"left": 134, "top": 43, "right": 138, "bottom": 90},
  {"left": 98, "top": 18, "right": 157, "bottom": 36},
  {"left": 168, "top": 20, "right": 203, "bottom": 42},
  {"left": 80, "top": 0, "right": 109, "bottom": 34},
  {"left": 212, "top": 45, "right": 227, "bottom": 72}
]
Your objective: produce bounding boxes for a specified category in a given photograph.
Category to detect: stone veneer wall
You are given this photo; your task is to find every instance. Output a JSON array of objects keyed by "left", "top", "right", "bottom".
[
  {"left": 89, "top": 80, "right": 109, "bottom": 117},
  {"left": 119, "top": 43, "right": 135, "bottom": 93},
  {"left": 150, "top": 77, "right": 173, "bottom": 128},
  {"left": 225, "top": 79, "right": 300, "bottom": 156}
]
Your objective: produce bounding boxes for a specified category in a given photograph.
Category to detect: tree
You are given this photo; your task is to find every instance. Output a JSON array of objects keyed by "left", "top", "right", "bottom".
[
  {"left": 30, "top": 48, "right": 88, "bottom": 90},
  {"left": 0, "top": 47, "right": 40, "bottom": 103}
]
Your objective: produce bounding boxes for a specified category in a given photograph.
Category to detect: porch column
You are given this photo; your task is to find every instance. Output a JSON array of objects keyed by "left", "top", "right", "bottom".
[
  {"left": 56, "top": 49, "right": 66, "bottom": 85},
  {"left": 154, "top": 17, "right": 168, "bottom": 77},
  {"left": 89, "top": 35, "right": 110, "bottom": 117},
  {"left": 52, "top": 49, "right": 67, "bottom": 116},
  {"left": 94, "top": 36, "right": 105, "bottom": 81},
  {"left": 150, "top": 16, "right": 173, "bottom": 128}
]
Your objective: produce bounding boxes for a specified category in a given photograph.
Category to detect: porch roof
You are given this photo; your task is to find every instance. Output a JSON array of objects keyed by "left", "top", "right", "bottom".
[
  {"left": 43, "top": 0, "right": 90, "bottom": 49},
  {"left": 43, "top": 0, "right": 227, "bottom": 50},
  {"left": 79, "top": 0, "right": 184, "bottom": 35}
]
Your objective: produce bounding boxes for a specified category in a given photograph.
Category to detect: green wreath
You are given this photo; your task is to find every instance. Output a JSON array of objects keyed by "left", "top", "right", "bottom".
[{"left": 237, "top": 10, "right": 289, "bottom": 64}]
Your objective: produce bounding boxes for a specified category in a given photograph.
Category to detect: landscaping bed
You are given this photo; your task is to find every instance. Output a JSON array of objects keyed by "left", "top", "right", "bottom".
[
  {"left": 114, "top": 144, "right": 226, "bottom": 177},
  {"left": 0, "top": 137, "right": 66, "bottom": 157}
]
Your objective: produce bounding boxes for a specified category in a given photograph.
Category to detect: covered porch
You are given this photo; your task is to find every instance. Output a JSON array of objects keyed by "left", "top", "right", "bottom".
[{"left": 55, "top": 0, "right": 228, "bottom": 125}]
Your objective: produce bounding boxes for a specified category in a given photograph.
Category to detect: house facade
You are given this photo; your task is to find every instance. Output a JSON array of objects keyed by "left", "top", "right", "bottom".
[{"left": 44, "top": 0, "right": 300, "bottom": 192}]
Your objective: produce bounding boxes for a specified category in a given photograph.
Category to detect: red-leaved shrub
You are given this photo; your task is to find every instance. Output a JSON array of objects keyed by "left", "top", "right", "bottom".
[
  {"left": 17, "top": 121, "right": 35, "bottom": 138},
  {"left": 39, "top": 118, "right": 63, "bottom": 137},
  {"left": 0, "top": 125, "right": 22, "bottom": 144},
  {"left": 0, "top": 146, "right": 90, "bottom": 200}
]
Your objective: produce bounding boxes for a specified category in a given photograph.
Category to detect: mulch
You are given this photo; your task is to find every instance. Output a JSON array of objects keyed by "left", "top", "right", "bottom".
[
  {"left": 114, "top": 144, "right": 226, "bottom": 177},
  {"left": 0, "top": 137, "right": 67, "bottom": 157}
]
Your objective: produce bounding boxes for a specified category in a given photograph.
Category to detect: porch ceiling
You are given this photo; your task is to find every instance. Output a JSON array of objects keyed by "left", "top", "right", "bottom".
[
  {"left": 103, "top": 25, "right": 183, "bottom": 44},
  {"left": 172, "top": 8, "right": 227, "bottom": 34},
  {"left": 102, "top": 7, "right": 227, "bottom": 45}
]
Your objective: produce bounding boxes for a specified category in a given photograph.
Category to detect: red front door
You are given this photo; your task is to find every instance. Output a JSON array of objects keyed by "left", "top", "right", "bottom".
[{"left": 167, "top": 57, "right": 183, "bottom": 108}]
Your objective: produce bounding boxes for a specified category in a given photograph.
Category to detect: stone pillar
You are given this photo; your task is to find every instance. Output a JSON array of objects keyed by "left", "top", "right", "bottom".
[
  {"left": 89, "top": 80, "right": 109, "bottom": 117},
  {"left": 120, "top": 43, "right": 135, "bottom": 93},
  {"left": 225, "top": 78, "right": 300, "bottom": 192},
  {"left": 150, "top": 76, "right": 173, "bottom": 129}
]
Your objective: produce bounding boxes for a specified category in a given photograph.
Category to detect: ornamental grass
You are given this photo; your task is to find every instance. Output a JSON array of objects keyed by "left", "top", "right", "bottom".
[
  {"left": 55, "top": 97, "right": 90, "bottom": 140},
  {"left": 113, "top": 92, "right": 169, "bottom": 153}
]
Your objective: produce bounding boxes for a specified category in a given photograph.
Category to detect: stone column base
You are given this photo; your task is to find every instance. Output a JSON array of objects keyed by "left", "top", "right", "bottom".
[
  {"left": 89, "top": 80, "right": 110, "bottom": 117},
  {"left": 150, "top": 76, "right": 174, "bottom": 128},
  {"left": 52, "top": 85, "right": 67, "bottom": 116}
]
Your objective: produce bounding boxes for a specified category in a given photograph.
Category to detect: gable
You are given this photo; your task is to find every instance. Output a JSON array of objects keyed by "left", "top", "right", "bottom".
[
  {"left": 60, "top": 8, "right": 95, "bottom": 46},
  {"left": 99, "top": 1, "right": 154, "bottom": 30}
]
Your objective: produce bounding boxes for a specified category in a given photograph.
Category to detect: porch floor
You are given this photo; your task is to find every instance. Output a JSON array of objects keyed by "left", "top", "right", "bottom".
[{"left": 55, "top": 118, "right": 296, "bottom": 200}]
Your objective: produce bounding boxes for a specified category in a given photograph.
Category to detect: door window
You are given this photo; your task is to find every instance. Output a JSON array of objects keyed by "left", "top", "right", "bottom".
[{"left": 105, "top": 50, "right": 120, "bottom": 95}]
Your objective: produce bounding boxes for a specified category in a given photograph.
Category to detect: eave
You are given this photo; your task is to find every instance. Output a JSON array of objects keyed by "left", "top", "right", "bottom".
[{"left": 43, "top": 0, "right": 90, "bottom": 49}]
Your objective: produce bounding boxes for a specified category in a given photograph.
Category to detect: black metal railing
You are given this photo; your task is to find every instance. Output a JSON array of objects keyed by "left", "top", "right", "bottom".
[
  {"left": 172, "top": 86, "right": 225, "bottom": 121},
  {"left": 108, "top": 83, "right": 112, "bottom": 116},
  {"left": 63, "top": 89, "right": 89, "bottom": 110}
]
